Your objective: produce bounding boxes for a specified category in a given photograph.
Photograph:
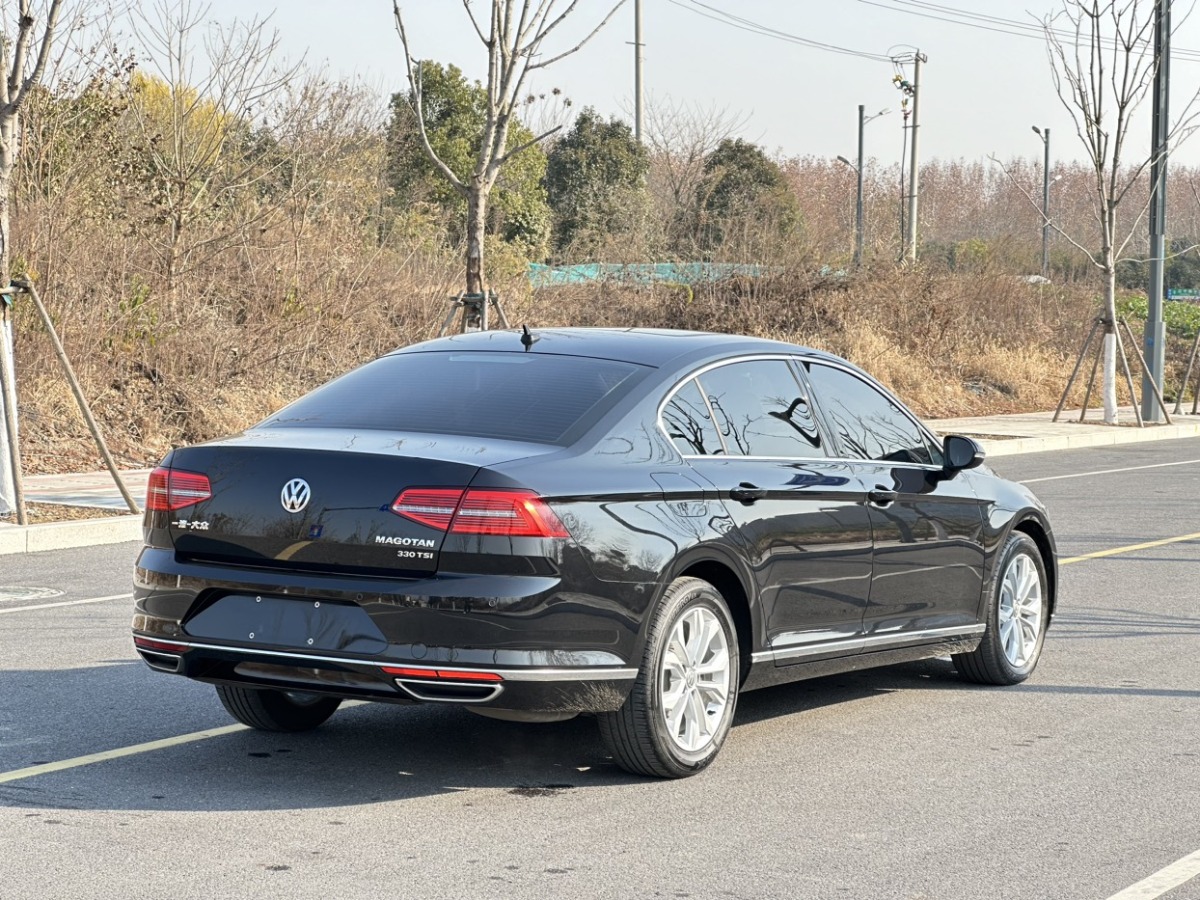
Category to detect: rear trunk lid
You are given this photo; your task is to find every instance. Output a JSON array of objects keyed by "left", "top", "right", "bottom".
[{"left": 155, "top": 428, "right": 551, "bottom": 576}]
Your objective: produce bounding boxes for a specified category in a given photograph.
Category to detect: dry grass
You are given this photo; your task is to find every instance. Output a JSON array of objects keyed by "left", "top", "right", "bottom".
[
  {"left": 0, "top": 503, "right": 129, "bottom": 524},
  {"left": 10, "top": 263, "right": 1113, "bottom": 479}
]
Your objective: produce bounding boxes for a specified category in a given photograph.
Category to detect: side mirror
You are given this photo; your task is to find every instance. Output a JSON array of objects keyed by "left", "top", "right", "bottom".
[{"left": 943, "top": 434, "right": 985, "bottom": 472}]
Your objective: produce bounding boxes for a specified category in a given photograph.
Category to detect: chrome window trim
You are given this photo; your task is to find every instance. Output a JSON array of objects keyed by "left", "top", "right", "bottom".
[
  {"left": 656, "top": 354, "right": 824, "bottom": 461},
  {"left": 656, "top": 354, "right": 947, "bottom": 470},
  {"left": 138, "top": 638, "right": 637, "bottom": 682}
]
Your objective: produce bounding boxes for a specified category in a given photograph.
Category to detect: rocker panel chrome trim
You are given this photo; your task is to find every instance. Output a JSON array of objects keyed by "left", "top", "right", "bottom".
[{"left": 755, "top": 624, "right": 986, "bottom": 665}]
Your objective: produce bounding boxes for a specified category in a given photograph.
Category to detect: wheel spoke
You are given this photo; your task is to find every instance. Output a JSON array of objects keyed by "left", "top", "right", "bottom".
[
  {"left": 696, "top": 647, "right": 729, "bottom": 678},
  {"left": 686, "top": 689, "right": 709, "bottom": 742}
]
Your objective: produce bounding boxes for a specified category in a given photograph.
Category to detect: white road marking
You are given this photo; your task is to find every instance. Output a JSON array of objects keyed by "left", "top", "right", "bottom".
[
  {"left": 0, "top": 701, "right": 368, "bottom": 785},
  {"left": 1023, "top": 458, "right": 1200, "bottom": 483},
  {"left": 0, "top": 593, "right": 130, "bottom": 615},
  {"left": 1105, "top": 847, "right": 1200, "bottom": 899}
]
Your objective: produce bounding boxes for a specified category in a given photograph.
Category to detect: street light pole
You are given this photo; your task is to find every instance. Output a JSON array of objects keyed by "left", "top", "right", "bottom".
[
  {"left": 634, "top": 0, "right": 644, "bottom": 143},
  {"left": 854, "top": 104, "right": 865, "bottom": 267},
  {"left": 1032, "top": 126, "right": 1051, "bottom": 277},
  {"left": 839, "top": 106, "right": 889, "bottom": 268}
]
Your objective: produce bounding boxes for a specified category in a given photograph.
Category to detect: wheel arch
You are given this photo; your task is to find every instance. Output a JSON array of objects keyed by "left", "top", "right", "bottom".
[
  {"left": 1011, "top": 514, "right": 1057, "bottom": 616},
  {"left": 662, "top": 547, "right": 758, "bottom": 684}
]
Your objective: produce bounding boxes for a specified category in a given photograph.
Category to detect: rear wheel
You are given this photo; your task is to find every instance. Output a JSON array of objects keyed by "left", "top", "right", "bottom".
[
  {"left": 953, "top": 531, "right": 1048, "bottom": 685},
  {"left": 599, "top": 577, "right": 739, "bottom": 778},
  {"left": 215, "top": 685, "right": 342, "bottom": 732}
]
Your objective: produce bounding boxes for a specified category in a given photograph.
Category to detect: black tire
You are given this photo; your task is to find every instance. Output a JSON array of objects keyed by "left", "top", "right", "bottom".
[
  {"left": 599, "top": 577, "right": 739, "bottom": 778},
  {"left": 215, "top": 685, "right": 341, "bottom": 732},
  {"left": 954, "top": 532, "right": 1048, "bottom": 685}
]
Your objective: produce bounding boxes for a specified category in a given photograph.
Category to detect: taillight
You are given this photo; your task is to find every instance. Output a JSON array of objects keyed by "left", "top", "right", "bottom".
[
  {"left": 146, "top": 467, "right": 212, "bottom": 511},
  {"left": 390, "top": 488, "right": 569, "bottom": 538},
  {"left": 390, "top": 488, "right": 464, "bottom": 529}
]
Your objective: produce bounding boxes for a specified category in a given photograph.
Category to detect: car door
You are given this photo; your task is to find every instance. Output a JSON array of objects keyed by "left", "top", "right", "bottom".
[
  {"left": 802, "top": 361, "right": 987, "bottom": 644},
  {"left": 662, "top": 357, "right": 875, "bottom": 663}
]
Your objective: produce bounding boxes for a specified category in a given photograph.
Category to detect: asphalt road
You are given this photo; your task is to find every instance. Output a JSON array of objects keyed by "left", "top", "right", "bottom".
[{"left": 1, "top": 440, "right": 1198, "bottom": 900}]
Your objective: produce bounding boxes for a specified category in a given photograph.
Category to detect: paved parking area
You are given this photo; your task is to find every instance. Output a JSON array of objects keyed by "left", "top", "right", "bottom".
[{"left": 0, "top": 441, "right": 1198, "bottom": 899}]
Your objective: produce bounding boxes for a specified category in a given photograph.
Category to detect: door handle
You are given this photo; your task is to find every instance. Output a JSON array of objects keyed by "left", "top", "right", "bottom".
[
  {"left": 729, "top": 482, "right": 768, "bottom": 503},
  {"left": 868, "top": 487, "right": 898, "bottom": 506}
]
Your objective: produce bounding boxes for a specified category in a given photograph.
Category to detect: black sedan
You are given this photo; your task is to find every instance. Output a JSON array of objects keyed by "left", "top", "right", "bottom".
[{"left": 133, "top": 328, "right": 1056, "bottom": 778}]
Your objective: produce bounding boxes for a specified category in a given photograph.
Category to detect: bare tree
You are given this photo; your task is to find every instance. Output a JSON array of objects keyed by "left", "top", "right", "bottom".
[
  {"left": 0, "top": 0, "right": 66, "bottom": 517},
  {"left": 392, "top": 0, "right": 627, "bottom": 295},
  {"left": 125, "top": 0, "right": 301, "bottom": 298},
  {"left": 1042, "top": 0, "right": 1200, "bottom": 423}
]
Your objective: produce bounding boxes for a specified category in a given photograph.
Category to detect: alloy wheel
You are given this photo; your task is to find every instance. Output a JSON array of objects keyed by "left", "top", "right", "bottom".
[
  {"left": 998, "top": 553, "right": 1043, "bottom": 668},
  {"left": 658, "top": 606, "right": 732, "bottom": 753}
]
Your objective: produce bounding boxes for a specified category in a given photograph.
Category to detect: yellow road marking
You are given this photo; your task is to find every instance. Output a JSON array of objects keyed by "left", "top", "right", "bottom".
[
  {"left": 1059, "top": 531, "right": 1200, "bottom": 566},
  {"left": 0, "top": 724, "right": 249, "bottom": 785}
]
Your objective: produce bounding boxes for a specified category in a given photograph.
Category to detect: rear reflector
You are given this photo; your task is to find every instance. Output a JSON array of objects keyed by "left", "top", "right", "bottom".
[
  {"left": 134, "top": 636, "right": 190, "bottom": 653},
  {"left": 381, "top": 666, "right": 503, "bottom": 682},
  {"left": 146, "top": 467, "right": 212, "bottom": 511},
  {"left": 390, "top": 488, "right": 568, "bottom": 538}
]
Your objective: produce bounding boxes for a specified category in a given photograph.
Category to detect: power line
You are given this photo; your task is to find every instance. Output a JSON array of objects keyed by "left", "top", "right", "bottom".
[
  {"left": 858, "top": 0, "right": 1200, "bottom": 62},
  {"left": 667, "top": 0, "right": 894, "bottom": 63}
]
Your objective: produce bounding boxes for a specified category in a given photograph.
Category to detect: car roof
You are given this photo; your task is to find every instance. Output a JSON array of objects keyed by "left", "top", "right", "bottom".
[{"left": 394, "top": 327, "right": 842, "bottom": 369}]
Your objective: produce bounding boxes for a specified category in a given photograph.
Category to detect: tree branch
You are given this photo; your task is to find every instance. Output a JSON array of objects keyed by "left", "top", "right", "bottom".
[{"left": 392, "top": 2, "right": 469, "bottom": 197}]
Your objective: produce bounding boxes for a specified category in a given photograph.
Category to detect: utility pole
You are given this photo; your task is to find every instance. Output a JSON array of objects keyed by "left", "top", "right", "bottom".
[
  {"left": 906, "top": 52, "right": 924, "bottom": 262},
  {"left": 1143, "top": 0, "right": 1170, "bottom": 422},
  {"left": 892, "top": 52, "right": 924, "bottom": 262},
  {"left": 1033, "top": 126, "right": 1051, "bottom": 277},
  {"left": 634, "top": 0, "right": 644, "bottom": 142}
]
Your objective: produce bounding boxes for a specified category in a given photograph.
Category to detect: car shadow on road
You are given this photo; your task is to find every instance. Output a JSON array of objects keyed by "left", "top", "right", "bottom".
[
  {"left": 0, "top": 657, "right": 986, "bottom": 813},
  {"left": 1045, "top": 605, "right": 1200, "bottom": 640}
]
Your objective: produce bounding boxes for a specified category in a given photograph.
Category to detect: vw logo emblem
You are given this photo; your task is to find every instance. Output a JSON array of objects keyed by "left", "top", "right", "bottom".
[{"left": 280, "top": 478, "right": 311, "bottom": 514}]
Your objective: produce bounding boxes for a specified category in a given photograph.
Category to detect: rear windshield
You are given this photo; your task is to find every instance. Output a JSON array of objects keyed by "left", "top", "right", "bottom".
[{"left": 260, "top": 351, "right": 646, "bottom": 445}]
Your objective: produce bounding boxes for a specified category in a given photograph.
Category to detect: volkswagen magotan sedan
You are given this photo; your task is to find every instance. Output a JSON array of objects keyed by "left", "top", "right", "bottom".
[{"left": 133, "top": 328, "right": 1056, "bottom": 778}]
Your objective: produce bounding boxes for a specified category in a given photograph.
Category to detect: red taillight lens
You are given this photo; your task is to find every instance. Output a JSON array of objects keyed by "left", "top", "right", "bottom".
[
  {"left": 390, "top": 488, "right": 464, "bottom": 529},
  {"left": 452, "top": 490, "right": 569, "bottom": 538},
  {"left": 134, "top": 636, "right": 189, "bottom": 653},
  {"left": 390, "top": 487, "right": 568, "bottom": 538},
  {"left": 146, "top": 467, "right": 212, "bottom": 511}
]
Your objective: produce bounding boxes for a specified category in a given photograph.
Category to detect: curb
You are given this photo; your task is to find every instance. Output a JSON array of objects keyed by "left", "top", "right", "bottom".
[
  {"left": 0, "top": 514, "right": 141, "bottom": 556},
  {"left": 964, "top": 420, "right": 1200, "bottom": 457}
]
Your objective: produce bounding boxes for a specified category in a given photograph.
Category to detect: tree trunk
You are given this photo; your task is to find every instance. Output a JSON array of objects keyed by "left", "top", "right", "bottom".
[
  {"left": 1102, "top": 259, "right": 1119, "bottom": 424},
  {"left": 0, "top": 113, "right": 18, "bottom": 515},
  {"left": 465, "top": 181, "right": 487, "bottom": 295}
]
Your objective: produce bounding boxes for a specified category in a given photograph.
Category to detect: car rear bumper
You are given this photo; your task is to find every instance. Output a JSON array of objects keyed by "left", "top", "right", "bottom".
[
  {"left": 133, "top": 547, "right": 643, "bottom": 714},
  {"left": 132, "top": 632, "right": 637, "bottom": 713}
]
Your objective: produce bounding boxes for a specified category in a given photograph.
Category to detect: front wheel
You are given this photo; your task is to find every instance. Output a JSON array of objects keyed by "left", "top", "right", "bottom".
[
  {"left": 216, "top": 685, "right": 342, "bottom": 732},
  {"left": 954, "top": 531, "right": 1048, "bottom": 685},
  {"left": 599, "top": 577, "right": 739, "bottom": 778}
]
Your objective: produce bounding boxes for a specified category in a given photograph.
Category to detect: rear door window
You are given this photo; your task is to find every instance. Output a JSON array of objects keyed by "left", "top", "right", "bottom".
[
  {"left": 261, "top": 351, "right": 646, "bottom": 445},
  {"left": 694, "top": 360, "right": 826, "bottom": 458}
]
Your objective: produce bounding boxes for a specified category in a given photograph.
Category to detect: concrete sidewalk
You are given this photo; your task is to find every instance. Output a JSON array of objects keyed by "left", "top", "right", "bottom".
[{"left": 3, "top": 408, "right": 1200, "bottom": 554}]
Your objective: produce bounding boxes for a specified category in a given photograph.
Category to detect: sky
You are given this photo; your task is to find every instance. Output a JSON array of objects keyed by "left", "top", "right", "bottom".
[{"left": 193, "top": 0, "right": 1200, "bottom": 169}]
